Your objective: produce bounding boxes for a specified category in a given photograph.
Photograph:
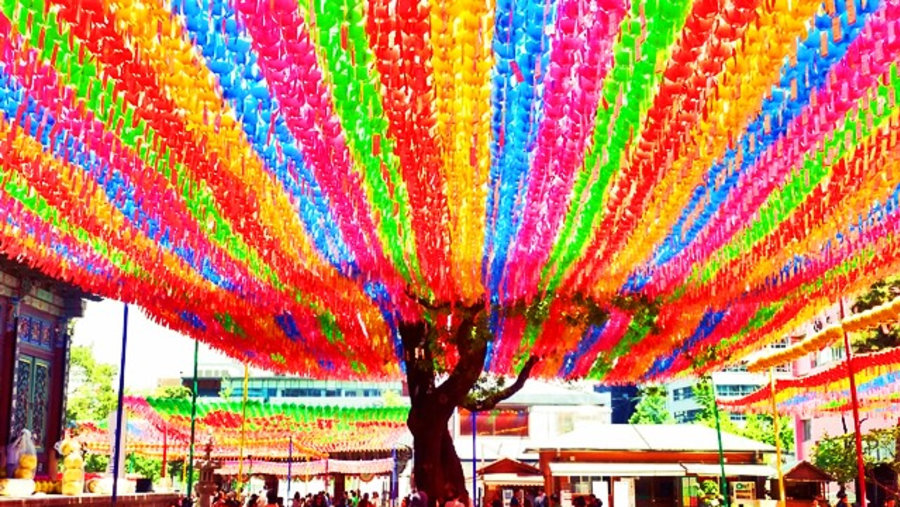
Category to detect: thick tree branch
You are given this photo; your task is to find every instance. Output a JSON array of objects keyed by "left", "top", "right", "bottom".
[
  {"left": 435, "top": 312, "right": 490, "bottom": 404},
  {"left": 461, "top": 355, "right": 540, "bottom": 412},
  {"left": 400, "top": 320, "right": 436, "bottom": 405},
  {"left": 407, "top": 288, "right": 483, "bottom": 317}
]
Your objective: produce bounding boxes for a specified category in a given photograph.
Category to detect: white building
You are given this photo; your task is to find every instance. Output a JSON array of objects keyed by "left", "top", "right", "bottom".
[
  {"left": 665, "top": 341, "right": 793, "bottom": 424},
  {"left": 452, "top": 381, "right": 612, "bottom": 468}
]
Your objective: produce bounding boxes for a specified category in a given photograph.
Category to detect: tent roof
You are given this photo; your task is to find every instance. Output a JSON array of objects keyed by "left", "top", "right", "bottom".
[
  {"left": 528, "top": 424, "right": 774, "bottom": 453},
  {"left": 782, "top": 461, "right": 834, "bottom": 482},
  {"left": 478, "top": 458, "right": 541, "bottom": 476},
  {"left": 501, "top": 382, "right": 608, "bottom": 407}
]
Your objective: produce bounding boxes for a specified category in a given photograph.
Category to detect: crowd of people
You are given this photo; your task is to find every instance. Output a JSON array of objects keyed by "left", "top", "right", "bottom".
[{"left": 197, "top": 488, "right": 387, "bottom": 507}]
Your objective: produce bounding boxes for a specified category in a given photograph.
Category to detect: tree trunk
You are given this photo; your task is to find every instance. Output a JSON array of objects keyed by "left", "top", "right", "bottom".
[
  {"left": 399, "top": 313, "right": 486, "bottom": 507},
  {"left": 398, "top": 307, "right": 538, "bottom": 507},
  {"left": 407, "top": 402, "right": 466, "bottom": 506}
]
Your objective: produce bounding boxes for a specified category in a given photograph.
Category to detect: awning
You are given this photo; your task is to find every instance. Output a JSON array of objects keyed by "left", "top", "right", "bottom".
[
  {"left": 481, "top": 473, "right": 546, "bottom": 486},
  {"left": 548, "top": 462, "right": 686, "bottom": 477},
  {"left": 547, "top": 462, "right": 776, "bottom": 478},
  {"left": 682, "top": 464, "right": 776, "bottom": 477}
]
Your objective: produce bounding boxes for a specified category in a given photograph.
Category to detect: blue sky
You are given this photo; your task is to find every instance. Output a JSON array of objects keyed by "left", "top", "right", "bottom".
[{"left": 72, "top": 299, "right": 232, "bottom": 390}]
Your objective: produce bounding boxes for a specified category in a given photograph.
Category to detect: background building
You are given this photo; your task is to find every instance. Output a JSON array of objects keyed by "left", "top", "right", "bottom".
[
  {"left": 180, "top": 361, "right": 403, "bottom": 406},
  {"left": 594, "top": 385, "right": 639, "bottom": 423},
  {"left": 453, "top": 382, "right": 612, "bottom": 469},
  {"left": 666, "top": 340, "right": 793, "bottom": 424}
]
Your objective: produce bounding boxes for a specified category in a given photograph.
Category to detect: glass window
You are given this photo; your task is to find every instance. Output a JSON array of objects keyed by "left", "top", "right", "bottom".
[
  {"left": 673, "top": 387, "right": 694, "bottom": 401},
  {"left": 674, "top": 409, "right": 701, "bottom": 423},
  {"left": 801, "top": 419, "right": 812, "bottom": 442},
  {"left": 459, "top": 408, "right": 529, "bottom": 437},
  {"left": 715, "top": 384, "right": 761, "bottom": 398},
  {"left": 570, "top": 476, "right": 596, "bottom": 495}
]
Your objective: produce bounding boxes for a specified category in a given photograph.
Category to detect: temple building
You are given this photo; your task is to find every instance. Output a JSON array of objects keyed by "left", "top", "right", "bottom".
[{"left": 0, "top": 256, "right": 93, "bottom": 477}]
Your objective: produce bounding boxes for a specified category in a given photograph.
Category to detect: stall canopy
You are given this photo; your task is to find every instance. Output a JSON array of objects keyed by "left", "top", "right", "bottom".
[
  {"left": 477, "top": 459, "right": 544, "bottom": 487},
  {"left": 1, "top": 0, "right": 900, "bottom": 384},
  {"left": 77, "top": 397, "right": 411, "bottom": 461},
  {"left": 546, "top": 463, "right": 775, "bottom": 478},
  {"left": 781, "top": 461, "right": 834, "bottom": 483}
]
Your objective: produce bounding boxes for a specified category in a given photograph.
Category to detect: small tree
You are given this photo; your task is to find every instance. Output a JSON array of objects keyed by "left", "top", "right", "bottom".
[
  {"left": 691, "top": 378, "right": 796, "bottom": 448},
  {"left": 692, "top": 378, "right": 736, "bottom": 433},
  {"left": 629, "top": 386, "right": 673, "bottom": 424},
  {"left": 851, "top": 277, "right": 900, "bottom": 352},
  {"left": 153, "top": 385, "right": 193, "bottom": 400},
  {"left": 128, "top": 453, "right": 163, "bottom": 482},
  {"left": 218, "top": 377, "right": 234, "bottom": 401},
  {"left": 812, "top": 427, "right": 898, "bottom": 484},
  {"left": 742, "top": 414, "right": 795, "bottom": 450},
  {"left": 66, "top": 346, "right": 119, "bottom": 425}
]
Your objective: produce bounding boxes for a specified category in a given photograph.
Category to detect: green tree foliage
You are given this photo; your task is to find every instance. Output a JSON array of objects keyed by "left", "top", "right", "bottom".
[
  {"left": 629, "top": 386, "right": 674, "bottom": 424},
  {"left": 851, "top": 277, "right": 900, "bottom": 353},
  {"left": 219, "top": 377, "right": 234, "bottom": 400},
  {"left": 128, "top": 453, "right": 163, "bottom": 482},
  {"left": 153, "top": 385, "right": 192, "bottom": 400},
  {"left": 691, "top": 379, "right": 795, "bottom": 448},
  {"left": 84, "top": 453, "right": 109, "bottom": 473},
  {"left": 85, "top": 453, "right": 177, "bottom": 481},
  {"left": 66, "top": 346, "right": 119, "bottom": 425},
  {"left": 812, "top": 426, "right": 898, "bottom": 484},
  {"left": 692, "top": 379, "right": 726, "bottom": 427},
  {"left": 742, "top": 414, "right": 795, "bottom": 450}
]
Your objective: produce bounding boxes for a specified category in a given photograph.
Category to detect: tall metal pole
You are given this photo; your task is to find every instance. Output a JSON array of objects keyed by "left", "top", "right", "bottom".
[
  {"left": 391, "top": 447, "right": 398, "bottom": 507},
  {"left": 287, "top": 437, "right": 294, "bottom": 500},
  {"left": 472, "top": 411, "right": 477, "bottom": 507},
  {"left": 710, "top": 376, "right": 730, "bottom": 507},
  {"left": 187, "top": 339, "right": 199, "bottom": 501},
  {"left": 112, "top": 304, "right": 129, "bottom": 504},
  {"left": 161, "top": 426, "right": 168, "bottom": 479},
  {"left": 769, "top": 368, "right": 785, "bottom": 507},
  {"left": 238, "top": 363, "right": 249, "bottom": 490},
  {"left": 840, "top": 299, "right": 867, "bottom": 507}
]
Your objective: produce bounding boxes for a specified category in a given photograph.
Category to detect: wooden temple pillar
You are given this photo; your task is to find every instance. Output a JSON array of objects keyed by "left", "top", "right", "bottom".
[{"left": 334, "top": 473, "right": 347, "bottom": 500}]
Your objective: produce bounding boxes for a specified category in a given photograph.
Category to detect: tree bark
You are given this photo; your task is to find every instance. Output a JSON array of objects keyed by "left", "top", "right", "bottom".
[
  {"left": 399, "top": 306, "right": 539, "bottom": 507},
  {"left": 400, "top": 314, "right": 482, "bottom": 507},
  {"left": 407, "top": 402, "right": 466, "bottom": 507}
]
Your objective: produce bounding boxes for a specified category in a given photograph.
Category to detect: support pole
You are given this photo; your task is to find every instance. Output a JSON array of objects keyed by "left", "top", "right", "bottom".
[
  {"left": 391, "top": 447, "right": 398, "bottom": 507},
  {"left": 238, "top": 363, "right": 249, "bottom": 490},
  {"left": 161, "top": 426, "right": 168, "bottom": 479},
  {"left": 187, "top": 339, "right": 199, "bottom": 501},
  {"left": 112, "top": 304, "right": 129, "bottom": 504},
  {"left": 769, "top": 368, "right": 786, "bottom": 507},
  {"left": 710, "top": 376, "right": 730, "bottom": 507},
  {"left": 472, "top": 411, "right": 477, "bottom": 507},
  {"left": 287, "top": 437, "right": 293, "bottom": 500},
  {"left": 840, "top": 299, "right": 867, "bottom": 507}
]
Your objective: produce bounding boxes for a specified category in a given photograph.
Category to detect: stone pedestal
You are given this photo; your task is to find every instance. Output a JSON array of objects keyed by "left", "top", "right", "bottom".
[{"left": 194, "top": 441, "right": 220, "bottom": 507}]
